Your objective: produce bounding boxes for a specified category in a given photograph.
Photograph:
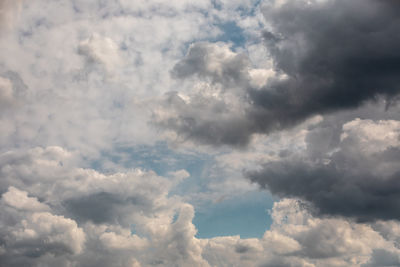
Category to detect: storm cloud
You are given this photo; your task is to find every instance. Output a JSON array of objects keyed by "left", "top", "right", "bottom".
[
  {"left": 162, "top": 0, "right": 400, "bottom": 147},
  {"left": 250, "top": 0, "right": 400, "bottom": 129},
  {"left": 248, "top": 118, "right": 400, "bottom": 221}
]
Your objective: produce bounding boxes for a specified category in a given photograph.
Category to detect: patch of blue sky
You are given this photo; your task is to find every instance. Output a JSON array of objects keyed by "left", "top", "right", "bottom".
[
  {"left": 236, "top": 0, "right": 264, "bottom": 17},
  {"left": 193, "top": 190, "right": 274, "bottom": 238},
  {"left": 173, "top": 0, "right": 265, "bottom": 59},
  {"left": 215, "top": 21, "right": 247, "bottom": 49},
  {"left": 90, "top": 141, "right": 214, "bottom": 178},
  {"left": 177, "top": 20, "right": 247, "bottom": 57}
]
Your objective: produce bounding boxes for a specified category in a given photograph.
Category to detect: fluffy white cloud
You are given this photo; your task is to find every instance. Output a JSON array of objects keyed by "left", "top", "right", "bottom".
[
  {"left": 0, "top": 186, "right": 85, "bottom": 266},
  {"left": 2, "top": 186, "right": 50, "bottom": 212},
  {"left": 341, "top": 118, "right": 400, "bottom": 154},
  {"left": 0, "top": 146, "right": 207, "bottom": 266},
  {"left": 201, "top": 198, "right": 400, "bottom": 267}
]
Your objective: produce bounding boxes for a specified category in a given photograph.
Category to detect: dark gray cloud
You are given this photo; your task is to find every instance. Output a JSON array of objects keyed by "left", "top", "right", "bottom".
[
  {"left": 64, "top": 191, "right": 154, "bottom": 225},
  {"left": 250, "top": 0, "right": 400, "bottom": 130},
  {"left": 64, "top": 192, "right": 125, "bottom": 224},
  {"left": 166, "top": 0, "right": 400, "bottom": 147},
  {"left": 248, "top": 116, "right": 400, "bottom": 221},
  {"left": 154, "top": 91, "right": 253, "bottom": 147},
  {"left": 248, "top": 159, "right": 400, "bottom": 221}
]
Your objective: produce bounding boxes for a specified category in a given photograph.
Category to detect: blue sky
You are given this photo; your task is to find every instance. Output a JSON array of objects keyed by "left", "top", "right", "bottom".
[{"left": 193, "top": 191, "right": 273, "bottom": 238}]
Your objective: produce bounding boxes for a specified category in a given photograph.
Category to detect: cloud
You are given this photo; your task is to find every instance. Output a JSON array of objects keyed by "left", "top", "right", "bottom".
[
  {"left": 0, "top": 0, "right": 236, "bottom": 156},
  {"left": 0, "top": 187, "right": 85, "bottom": 266},
  {"left": 0, "top": 76, "right": 13, "bottom": 106},
  {"left": 247, "top": 118, "right": 400, "bottom": 221},
  {"left": 153, "top": 88, "right": 252, "bottom": 147},
  {"left": 78, "top": 33, "right": 123, "bottom": 74},
  {"left": 1, "top": 0, "right": 400, "bottom": 265},
  {"left": 171, "top": 42, "right": 250, "bottom": 88},
  {"left": 2, "top": 186, "right": 50, "bottom": 212},
  {"left": 250, "top": 0, "right": 400, "bottom": 127},
  {"left": 201, "top": 198, "right": 400, "bottom": 267},
  {"left": 1, "top": 146, "right": 400, "bottom": 266},
  {"left": 0, "top": 0, "right": 22, "bottom": 31},
  {"left": 0, "top": 71, "right": 26, "bottom": 113},
  {"left": 161, "top": 0, "right": 400, "bottom": 147},
  {"left": 0, "top": 147, "right": 177, "bottom": 227},
  {"left": 154, "top": 42, "right": 260, "bottom": 147},
  {"left": 0, "top": 146, "right": 207, "bottom": 266}
]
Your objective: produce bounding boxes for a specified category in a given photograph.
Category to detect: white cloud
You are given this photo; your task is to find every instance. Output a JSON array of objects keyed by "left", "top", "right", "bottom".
[
  {"left": 78, "top": 33, "right": 123, "bottom": 74},
  {"left": 0, "top": 0, "right": 23, "bottom": 31},
  {"left": 0, "top": 76, "right": 13, "bottom": 106},
  {"left": 341, "top": 118, "right": 400, "bottom": 154},
  {"left": 12, "top": 211, "right": 86, "bottom": 254},
  {"left": 2, "top": 186, "right": 50, "bottom": 212},
  {"left": 0, "top": 186, "right": 85, "bottom": 265}
]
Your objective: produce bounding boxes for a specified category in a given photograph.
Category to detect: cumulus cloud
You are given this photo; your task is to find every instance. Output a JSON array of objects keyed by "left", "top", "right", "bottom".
[
  {"left": 160, "top": 0, "right": 400, "bottom": 147},
  {"left": 201, "top": 198, "right": 400, "bottom": 267},
  {"left": 0, "top": 186, "right": 85, "bottom": 266},
  {"left": 0, "top": 146, "right": 207, "bottom": 266},
  {"left": 153, "top": 42, "right": 259, "bottom": 147},
  {"left": 250, "top": 0, "right": 400, "bottom": 128},
  {"left": 153, "top": 89, "right": 252, "bottom": 147},
  {"left": 0, "top": 147, "right": 177, "bottom": 228},
  {"left": 248, "top": 118, "right": 400, "bottom": 221},
  {"left": 1, "top": 146, "right": 400, "bottom": 266},
  {"left": 0, "top": 0, "right": 247, "bottom": 156},
  {"left": 2, "top": 186, "right": 50, "bottom": 212},
  {"left": 171, "top": 42, "right": 251, "bottom": 88}
]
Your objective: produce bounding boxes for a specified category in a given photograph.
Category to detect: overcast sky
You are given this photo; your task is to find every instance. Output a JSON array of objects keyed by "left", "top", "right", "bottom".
[{"left": 1, "top": 0, "right": 400, "bottom": 266}]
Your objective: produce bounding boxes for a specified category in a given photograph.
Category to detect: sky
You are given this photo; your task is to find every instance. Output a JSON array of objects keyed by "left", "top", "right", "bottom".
[{"left": 0, "top": 0, "right": 400, "bottom": 266}]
